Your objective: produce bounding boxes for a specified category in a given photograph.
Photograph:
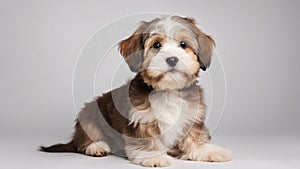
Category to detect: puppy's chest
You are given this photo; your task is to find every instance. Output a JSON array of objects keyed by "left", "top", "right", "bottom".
[{"left": 148, "top": 90, "right": 198, "bottom": 147}]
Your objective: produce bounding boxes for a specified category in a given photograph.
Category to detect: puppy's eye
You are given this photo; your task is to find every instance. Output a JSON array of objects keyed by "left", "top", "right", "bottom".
[
  {"left": 180, "top": 41, "right": 187, "bottom": 49},
  {"left": 153, "top": 41, "right": 161, "bottom": 49}
]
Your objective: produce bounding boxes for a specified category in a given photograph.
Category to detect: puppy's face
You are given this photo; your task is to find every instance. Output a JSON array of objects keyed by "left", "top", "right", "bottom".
[{"left": 119, "top": 16, "right": 215, "bottom": 90}]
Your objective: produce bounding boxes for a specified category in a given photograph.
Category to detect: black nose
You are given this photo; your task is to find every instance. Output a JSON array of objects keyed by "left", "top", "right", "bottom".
[{"left": 166, "top": 57, "right": 179, "bottom": 67}]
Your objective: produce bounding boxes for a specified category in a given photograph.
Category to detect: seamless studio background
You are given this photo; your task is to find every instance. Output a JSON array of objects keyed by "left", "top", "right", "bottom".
[{"left": 0, "top": 0, "right": 299, "bottom": 169}]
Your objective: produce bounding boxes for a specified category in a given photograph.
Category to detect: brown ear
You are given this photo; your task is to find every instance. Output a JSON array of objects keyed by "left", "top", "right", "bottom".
[
  {"left": 119, "top": 21, "right": 149, "bottom": 72},
  {"left": 197, "top": 33, "right": 215, "bottom": 71},
  {"left": 184, "top": 17, "right": 215, "bottom": 71}
]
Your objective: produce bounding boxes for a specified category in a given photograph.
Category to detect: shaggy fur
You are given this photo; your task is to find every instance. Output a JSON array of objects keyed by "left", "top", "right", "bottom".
[{"left": 40, "top": 15, "right": 232, "bottom": 167}]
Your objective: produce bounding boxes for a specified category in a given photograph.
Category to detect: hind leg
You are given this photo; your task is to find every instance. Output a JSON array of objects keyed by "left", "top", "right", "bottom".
[
  {"left": 41, "top": 100, "right": 111, "bottom": 156},
  {"left": 72, "top": 121, "right": 111, "bottom": 157},
  {"left": 74, "top": 100, "right": 116, "bottom": 157}
]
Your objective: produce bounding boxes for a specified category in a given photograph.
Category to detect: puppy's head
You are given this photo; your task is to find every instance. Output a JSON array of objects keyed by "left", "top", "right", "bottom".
[{"left": 119, "top": 16, "right": 215, "bottom": 90}]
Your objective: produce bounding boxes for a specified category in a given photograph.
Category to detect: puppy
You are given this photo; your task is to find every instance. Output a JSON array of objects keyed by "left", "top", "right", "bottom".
[{"left": 41, "top": 15, "right": 232, "bottom": 167}]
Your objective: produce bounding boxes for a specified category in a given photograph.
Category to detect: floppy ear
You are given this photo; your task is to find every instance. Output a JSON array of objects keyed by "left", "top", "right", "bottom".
[
  {"left": 184, "top": 17, "right": 215, "bottom": 71},
  {"left": 197, "top": 33, "right": 215, "bottom": 71},
  {"left": 119, "top": 21, "right": 149, "bottom": 72}
]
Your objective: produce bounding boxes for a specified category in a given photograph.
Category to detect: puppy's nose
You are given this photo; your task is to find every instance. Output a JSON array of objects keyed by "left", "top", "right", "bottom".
[{"left": 166, "top": 57, "right": 179, "bottom": 67}]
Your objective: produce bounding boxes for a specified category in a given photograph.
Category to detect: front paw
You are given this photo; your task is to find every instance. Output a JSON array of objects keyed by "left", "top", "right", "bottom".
[
  {"left": 181, "top": 143, "right": 232, "bottom": 162},
  {"left": 131, "top": 154, "right": 173, "bottom": 167},
  {"left": 206, "top": 147, "right": 232, "bottom": 162}
]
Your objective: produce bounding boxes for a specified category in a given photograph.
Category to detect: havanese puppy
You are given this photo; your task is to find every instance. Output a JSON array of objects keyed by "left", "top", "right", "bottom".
[{"left": 41, "top": 15, "right": 232, "bottom": 167}]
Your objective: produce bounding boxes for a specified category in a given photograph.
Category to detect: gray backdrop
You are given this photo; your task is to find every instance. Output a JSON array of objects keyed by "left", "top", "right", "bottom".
[{"left": 0, "top": 0, "right": 299, "bottom": 164}]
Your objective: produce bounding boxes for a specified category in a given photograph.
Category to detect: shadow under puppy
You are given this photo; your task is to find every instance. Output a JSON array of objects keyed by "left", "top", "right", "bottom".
[{"left": 41, "top": 15, "right": 232, "bottom": 167}]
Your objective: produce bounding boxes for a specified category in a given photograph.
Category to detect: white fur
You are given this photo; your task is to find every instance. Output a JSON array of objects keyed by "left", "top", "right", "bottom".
[
  {"left": 131, "top": 153, "right": 173, "bottom": 167},
  {"left": 152, "top": 16, "right": 185, "bottom": 37},
  {"left": 85, "top": 141, "right": 110, "bottom": 156},
  {"left": 129, "top": 104, "right": 153, "bottom": 127},
  {"left": 127, "top": 150, "right": 166, "bottom": 159},
  {"left": 180, "top": 143, "right": 233, "bottom": 162},
  {"left": 129, "top": 89, "right": 199, "bottom": 147},
  {"left": 152, "top": 90, "right": 198, "bottom": 147}
]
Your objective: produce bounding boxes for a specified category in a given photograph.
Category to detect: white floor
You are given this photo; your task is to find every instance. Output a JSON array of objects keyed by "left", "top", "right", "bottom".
[{"left": 1, "top": 134, "right": 299, "bottom": 169}]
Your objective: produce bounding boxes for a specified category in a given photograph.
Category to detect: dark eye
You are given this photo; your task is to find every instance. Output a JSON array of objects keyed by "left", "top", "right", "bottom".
[
  {"left": 153, "top": 41, "right": 161, "bottom": 49},
  {"left": 180, "top": 41, "right": 187, "bottom": 49}
]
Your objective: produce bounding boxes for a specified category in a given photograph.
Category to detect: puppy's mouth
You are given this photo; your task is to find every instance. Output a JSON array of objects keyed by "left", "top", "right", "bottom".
[
  {"left": 165, "top": 68, "right": 189, "bottom": 78},
  {"left": 166, "top": 68, "right": 179, "bottom": 73}
]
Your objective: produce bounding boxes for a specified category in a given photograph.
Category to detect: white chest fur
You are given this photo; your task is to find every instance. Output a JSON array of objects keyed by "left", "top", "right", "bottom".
[
  {"left": 150, "top": 90, "right": 198, "bottom": 147},
  {"left": 129, "top": 89, "right": 200, "bottom": 147}
]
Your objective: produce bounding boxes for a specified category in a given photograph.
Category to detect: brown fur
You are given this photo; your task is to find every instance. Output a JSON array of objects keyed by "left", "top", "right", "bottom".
[{"left": 119, "top": 21, "right": 151, "bottom": 72}]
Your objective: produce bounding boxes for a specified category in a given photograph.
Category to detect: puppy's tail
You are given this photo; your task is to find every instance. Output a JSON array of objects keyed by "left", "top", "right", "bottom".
[{"left": 39, "top": 140, "right": 76, "bottom": 153}]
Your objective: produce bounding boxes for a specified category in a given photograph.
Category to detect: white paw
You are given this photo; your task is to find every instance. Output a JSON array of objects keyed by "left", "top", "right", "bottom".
[
  {"left": 181, "top": 143, "right": 232, "bottom": 162},
  {"left": 206, "top": 147, "right": 232, "bottom": 162},
  {"left": 131, "top": 154, "right": 173, "bottom": 167},
  {"left": 85, "top": 141, "right": 110, "bottom": 157}
]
